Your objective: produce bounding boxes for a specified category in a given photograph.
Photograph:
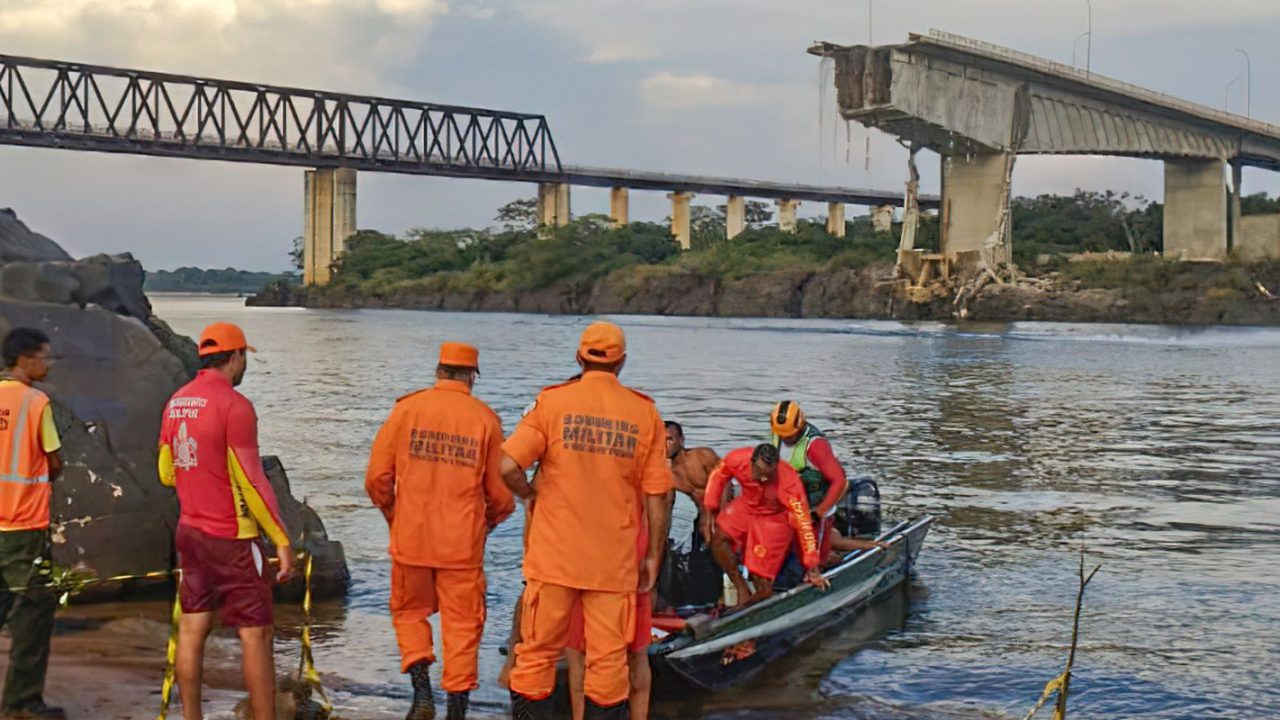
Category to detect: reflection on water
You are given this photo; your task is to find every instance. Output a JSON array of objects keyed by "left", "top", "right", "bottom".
[{"left": 144, "top": 297, "right": 1280, "bottom": 719}]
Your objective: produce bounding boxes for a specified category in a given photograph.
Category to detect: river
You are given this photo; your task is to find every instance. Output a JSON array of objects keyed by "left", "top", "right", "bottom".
[{"left": 146, "top": 295, "right": 1280, "bottom": 719}]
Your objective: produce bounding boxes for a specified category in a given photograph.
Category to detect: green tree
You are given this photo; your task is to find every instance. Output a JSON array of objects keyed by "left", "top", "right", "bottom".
[{"left": 495, "top": 198, "right": 538, "bottom": 232}]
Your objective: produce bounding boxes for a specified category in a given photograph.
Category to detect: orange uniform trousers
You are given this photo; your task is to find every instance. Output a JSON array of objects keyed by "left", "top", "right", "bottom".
[
  {"left": 509, "top": 580, "right": 636, "bottom": 706},
  {"left": 390, "top": 563, "right": 486, "bottom": 693}
]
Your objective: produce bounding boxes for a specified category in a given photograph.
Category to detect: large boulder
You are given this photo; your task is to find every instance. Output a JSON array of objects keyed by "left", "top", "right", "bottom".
[
  {"left": 0, "top": 211, "right": 348, "bottom": 600},
  {"left": 0, "top": 208, "right": 72, "bottom": 263}
]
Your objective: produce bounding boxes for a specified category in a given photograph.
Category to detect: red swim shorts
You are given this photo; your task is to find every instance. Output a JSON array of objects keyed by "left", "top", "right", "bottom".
[
  {"left": 176, "top": 524, "right": 274, "bottom": 628},
  {"left": 715, "top": 498, "right": 794, "bottom": 581}
]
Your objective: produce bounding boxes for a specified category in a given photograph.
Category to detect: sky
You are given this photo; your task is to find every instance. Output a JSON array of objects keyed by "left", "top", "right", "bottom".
[{"left": 0, "top": 0, "right": 1278, "bottom": 271}]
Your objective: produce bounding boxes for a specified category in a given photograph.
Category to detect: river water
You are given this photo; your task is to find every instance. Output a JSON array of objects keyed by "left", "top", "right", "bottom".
[{"left": 146, "top": 295, "right": 1280, "bottom": 719}]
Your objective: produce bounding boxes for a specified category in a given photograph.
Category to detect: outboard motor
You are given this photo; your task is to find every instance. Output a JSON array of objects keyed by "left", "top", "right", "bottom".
[{"left": 838, "top": 475, "right": 881, "bottom": 538}]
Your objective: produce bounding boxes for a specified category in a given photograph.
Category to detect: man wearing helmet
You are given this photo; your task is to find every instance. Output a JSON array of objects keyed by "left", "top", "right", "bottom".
[{"left": 769, "top": 400, "right": 850, "bottom": 565}]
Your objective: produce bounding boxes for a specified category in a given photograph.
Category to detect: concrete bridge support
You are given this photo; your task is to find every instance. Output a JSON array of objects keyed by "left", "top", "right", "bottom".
[
  {"left": 940, "top": 153, "right": 1010, "bottom": 265},
  {"left": 776, "top": 199, "right": 800, "bottom": 233},
  {"left": 537, "top": 182, "right": 571, "bottom": 227},
  {"left": 303, "top": 167, "right": 356, "bottom": 286},
  {"left": 826, "top": 202, "right": 846, "bottom": 238},
  {"left": 1163, "top": 159, "right": 1227, "bottom": 261},
  {"left": 726, "top": 196, "right": 746, "bottom": 239},
  {"left": 873, "top": 205, "right": 894, "bottom": 233},
  {"left": 669, "top": 192, "right": 694, "bottom": 249},
  {"left": 609, "top": 187, "right": 629, "bottom": 227}
]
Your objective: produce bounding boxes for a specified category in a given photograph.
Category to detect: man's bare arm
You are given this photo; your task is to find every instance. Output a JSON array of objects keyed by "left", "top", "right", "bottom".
[{"left": 500, "top": 454, "right": 534, "bottom": 500}]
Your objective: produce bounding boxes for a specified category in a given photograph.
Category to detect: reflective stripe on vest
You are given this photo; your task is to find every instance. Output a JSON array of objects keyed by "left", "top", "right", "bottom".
[{"left": 0, "top": 384, "right": 52, "bottom": 530}]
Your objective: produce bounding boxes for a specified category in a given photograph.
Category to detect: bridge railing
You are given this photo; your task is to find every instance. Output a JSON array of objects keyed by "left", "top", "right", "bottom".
[
  {"left": 0, "top": 54, "right": 563, "bottom": 178},
  {"left": 922, "top": 30, "right": 1280, "bottom": 140}
]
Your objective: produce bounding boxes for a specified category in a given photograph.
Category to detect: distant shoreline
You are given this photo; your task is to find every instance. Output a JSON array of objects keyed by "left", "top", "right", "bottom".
[{"left": 247, "top": 259, "right": 1280, "bottom": 327}]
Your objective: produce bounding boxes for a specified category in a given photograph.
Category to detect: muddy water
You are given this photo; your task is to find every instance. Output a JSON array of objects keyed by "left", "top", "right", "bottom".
[{"left": 133, "top": 296, "right": 1280, "bottom": 719}]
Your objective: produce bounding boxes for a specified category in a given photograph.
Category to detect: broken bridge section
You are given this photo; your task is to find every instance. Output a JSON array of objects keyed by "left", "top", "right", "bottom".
[{"left": 811, "top": 30, "right": 1280, "bottom": 264}]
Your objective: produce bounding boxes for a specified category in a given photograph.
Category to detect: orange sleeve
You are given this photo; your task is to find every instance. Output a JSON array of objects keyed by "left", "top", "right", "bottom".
[
  {"left": 365, "top": 405, "right": 401, "bottom": 513},
  {"left": 483, "top": 414, "right": 516, "bottom": 528},
  {"left": 502, "top": 395, "right": 549, "bottom": 470},
  {"left": 780, "top": 466, "right": 820, "bottom": 569},
  {"left": 703, "top": 462, "right": 729, "bottom": 513},
  {"left": 639, "top": 409, "right": 674, "bottom": 496}
]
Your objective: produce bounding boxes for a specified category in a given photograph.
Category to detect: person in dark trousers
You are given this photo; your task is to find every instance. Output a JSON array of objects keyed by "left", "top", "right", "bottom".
[{"left": 0, "top": 327, "right": 65, "bottom": 720}]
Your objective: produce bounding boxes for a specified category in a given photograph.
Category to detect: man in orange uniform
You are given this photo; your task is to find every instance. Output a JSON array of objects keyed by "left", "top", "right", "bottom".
[
  {"left": 366, "top": 342, "right": 514, "bottom": 720},
  {"left": 0, "top": 328, "right": 64, "bottom": 719},
  {"left": 158, "top": 323, "right": 295, "bottom": 720},
  {"left": 501, "top": 321, "right": 672, "bottom": 720},
  {"left": 704, "top": 444, "right": 828, "bottom": 607}
]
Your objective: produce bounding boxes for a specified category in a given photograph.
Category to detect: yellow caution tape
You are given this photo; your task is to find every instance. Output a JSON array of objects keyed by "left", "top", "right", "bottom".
[
  {"left": 1021, "top": 672, "right": 1069, "bottom": 720},
  {"left": 297, "top": 552, "right": 333, "bottom": 714},
  {"left": 155, "top": 575, "right": 183, "bottom": 720}
]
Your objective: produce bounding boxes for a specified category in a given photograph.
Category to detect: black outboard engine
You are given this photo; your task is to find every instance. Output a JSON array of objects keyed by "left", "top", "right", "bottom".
[{"left": 838, "top": 475, "right": 881, "bottom": 538}]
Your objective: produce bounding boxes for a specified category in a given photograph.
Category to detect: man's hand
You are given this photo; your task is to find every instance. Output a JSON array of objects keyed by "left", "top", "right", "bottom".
[
  {"left": 275, "top": 544, "right": 296, "bottom": 584},
  {"left": 804, "top": 568, "right": 830, "bottom": 591},
  {"left": 379, "top": 503, "right": 395, "bottom": 525},
  {"left": 698, "top": 513, "right": 714, "bottom": 545},
  {"left": 638, "top": 552, "right": 662, "bottom": 594}
]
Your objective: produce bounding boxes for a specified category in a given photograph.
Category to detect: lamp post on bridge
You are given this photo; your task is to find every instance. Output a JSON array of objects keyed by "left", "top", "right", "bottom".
[
  {"left": 1235, "top": 49, "right": 1252, "bottom": 119},
  {"left": 1225, "top": 76, "right": 1241, "bottom": 113}
]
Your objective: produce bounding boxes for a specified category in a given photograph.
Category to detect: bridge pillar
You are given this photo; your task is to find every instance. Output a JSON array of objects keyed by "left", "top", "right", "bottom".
[
  {"left": 826, "top": 202, "right": 846, "bottom": 238},
  {"left": 303, "top": 168, "right": 356, "bottom": 286},
  {"left": 1163, "top": 159, "right": 1227, "bottom": 261},
  {"left": 609, "top": 187, "right": 629, "bottom": 227},
  {"left": 940, "top": 153, "right": 1010, "bottom": 266},
  {"left": 668, "top": 192, "right": 694, "bottom": 249},
  {"left": 726, "top": 196, "right": 746, "bottom": 239},
  {"left": 537, "top": 183, "right": 571, "bottom": 227},
  {"left": 776, "top": 199, "right": 800, "bottom": 233},
  {"left": 872, "top": 205, "right": 894, "bottom": 233}
]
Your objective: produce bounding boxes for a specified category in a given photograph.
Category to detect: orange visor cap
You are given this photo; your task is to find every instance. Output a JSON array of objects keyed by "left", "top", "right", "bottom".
[
  {"left": 197, "top": 322, "right": 256, "bottom": 357},
  {"left": 577, "top": 321, "right": 627, "bottom": 364},
  {"left": 439, "top": 342, "right": 480, "bottom": 371}
]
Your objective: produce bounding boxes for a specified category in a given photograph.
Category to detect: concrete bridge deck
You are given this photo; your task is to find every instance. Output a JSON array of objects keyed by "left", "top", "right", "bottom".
[{"left": 811, "top": 30, "right": 1280, "bottom": 264}]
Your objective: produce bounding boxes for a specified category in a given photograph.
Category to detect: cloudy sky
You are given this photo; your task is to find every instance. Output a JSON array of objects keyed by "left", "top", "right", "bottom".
[{"left": 1, "top": 0, "right": 1278, "bottom": 270}]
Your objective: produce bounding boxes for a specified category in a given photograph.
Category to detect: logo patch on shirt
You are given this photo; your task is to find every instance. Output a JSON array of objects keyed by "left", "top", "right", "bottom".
[{"left": 174, "top": 421, "right": 199, "bottom": 470}]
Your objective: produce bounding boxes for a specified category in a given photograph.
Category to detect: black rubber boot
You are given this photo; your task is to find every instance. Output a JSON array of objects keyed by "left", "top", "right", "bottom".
[
  {"left": 583, "top": 698, "right": 630, "bottom": 720},
  {"left": 445, "top": 691, "right": 469, "bottom": 720},
  {"left": 509, "top": 690, "right": 555, "bottom": 720},
  {"left": 406, "top": 662, "right": 436, "bottom": 720}
]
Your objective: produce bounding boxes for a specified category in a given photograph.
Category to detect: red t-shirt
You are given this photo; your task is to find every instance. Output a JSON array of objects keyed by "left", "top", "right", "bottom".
[{"left": 158, "top": 370, "right": 289, "bottom": 547}]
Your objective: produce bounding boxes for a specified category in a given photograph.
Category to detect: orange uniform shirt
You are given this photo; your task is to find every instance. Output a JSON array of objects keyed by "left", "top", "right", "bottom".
[
  {"left": 503, "top": 371, "right": 673, "bottom": 593},
  {"left": 704, "top": 447, "right": 820, "bottom": 570},
  {"left": 366, "top": 379, "right": 515, "bottom": 569},
  {"left": 0, "top": 381, "right": 60, "bottom": 531}
]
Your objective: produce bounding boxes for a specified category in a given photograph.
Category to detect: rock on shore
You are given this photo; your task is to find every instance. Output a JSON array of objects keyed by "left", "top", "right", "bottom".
[
  {"left": 0, "top": 209, "right": 348, "bottom": 600},
  {"left": 250, "top": 261, "right": 1280, "bottom": 326}
]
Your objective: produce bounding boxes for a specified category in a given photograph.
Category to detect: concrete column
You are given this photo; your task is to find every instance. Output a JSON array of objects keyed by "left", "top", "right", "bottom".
[
  {"left": 940, "top": 153, "right": 1010, "bottom": 265},
  {"left": 1163, "top": 159, "right": 1227, "bottom": 261},
  {"left": 537, "top": 182, "right": 571, "bottom": 227},
  {"left": 872, "top": 204, "right": 894, "bottom": 233},
  {"left": 1230, "top": 158, "right": 1243, "bottom": 253},
  {"left": 609, "top": 187, "right": 629, "bottom": 227},
  {"left": 726, "top": 196, "right": 746, "bottom": 239},
  {"left": 776, "top": 199, "right": 800, "bottom": 233},
  {"left": 668, "top": 192, "right": 694, "bottom": 250},
  {"left": 303, "top": 167, "right": 357, "bottom": 286},
  {"left": 826, "top": 202, "right": 846, "bottom": 238}
]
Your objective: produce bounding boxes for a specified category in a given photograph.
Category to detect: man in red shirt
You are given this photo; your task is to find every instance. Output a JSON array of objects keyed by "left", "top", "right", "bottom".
[
  {"left": 703, "top": 444, "right": 828, "bottom": 607},
  {"left": 158, "top": 323, "right": 295, "bottom": 720}
]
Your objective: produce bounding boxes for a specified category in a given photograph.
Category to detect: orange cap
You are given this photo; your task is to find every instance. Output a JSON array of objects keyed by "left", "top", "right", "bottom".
[
  {"left": 197, "top": 322, "right": 256, "bottom": 357},
  {"left": 439, "top": 342, "right": 480, "bottom": 370},
  {"left": 770, "top": 400, "right": 805, "bottom": 437},
  {"left": 577, "top": 321, "right": 626, "bottom": 364}
]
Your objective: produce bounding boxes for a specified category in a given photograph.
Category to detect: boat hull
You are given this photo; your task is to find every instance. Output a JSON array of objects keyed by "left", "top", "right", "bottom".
[{"left": 652, "top": 515, "right": 934, "bottom": 692}]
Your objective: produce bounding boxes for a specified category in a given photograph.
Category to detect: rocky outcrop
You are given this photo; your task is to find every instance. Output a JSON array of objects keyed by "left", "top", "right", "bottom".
[
  {"left": 251, "top": 261, "right": 1280, "bottom": 326},
  {"left": 0, "top": 211, "right": 348, "bottom": 600}
]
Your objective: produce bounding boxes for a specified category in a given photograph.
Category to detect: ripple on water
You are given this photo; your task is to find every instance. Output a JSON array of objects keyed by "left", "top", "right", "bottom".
[{"left": 149, "top": 297, "right": 1280, "bottom": 719}]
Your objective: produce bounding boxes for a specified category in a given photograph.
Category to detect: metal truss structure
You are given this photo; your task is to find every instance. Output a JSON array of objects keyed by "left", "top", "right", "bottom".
[{"left": 0, "top": 53, "right": 563, "bottom": 180}]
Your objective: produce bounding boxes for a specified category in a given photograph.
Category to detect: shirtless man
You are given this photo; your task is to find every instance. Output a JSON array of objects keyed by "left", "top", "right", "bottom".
[{"left": 664, "top": 421, "right": 720, "bottom": 545}]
